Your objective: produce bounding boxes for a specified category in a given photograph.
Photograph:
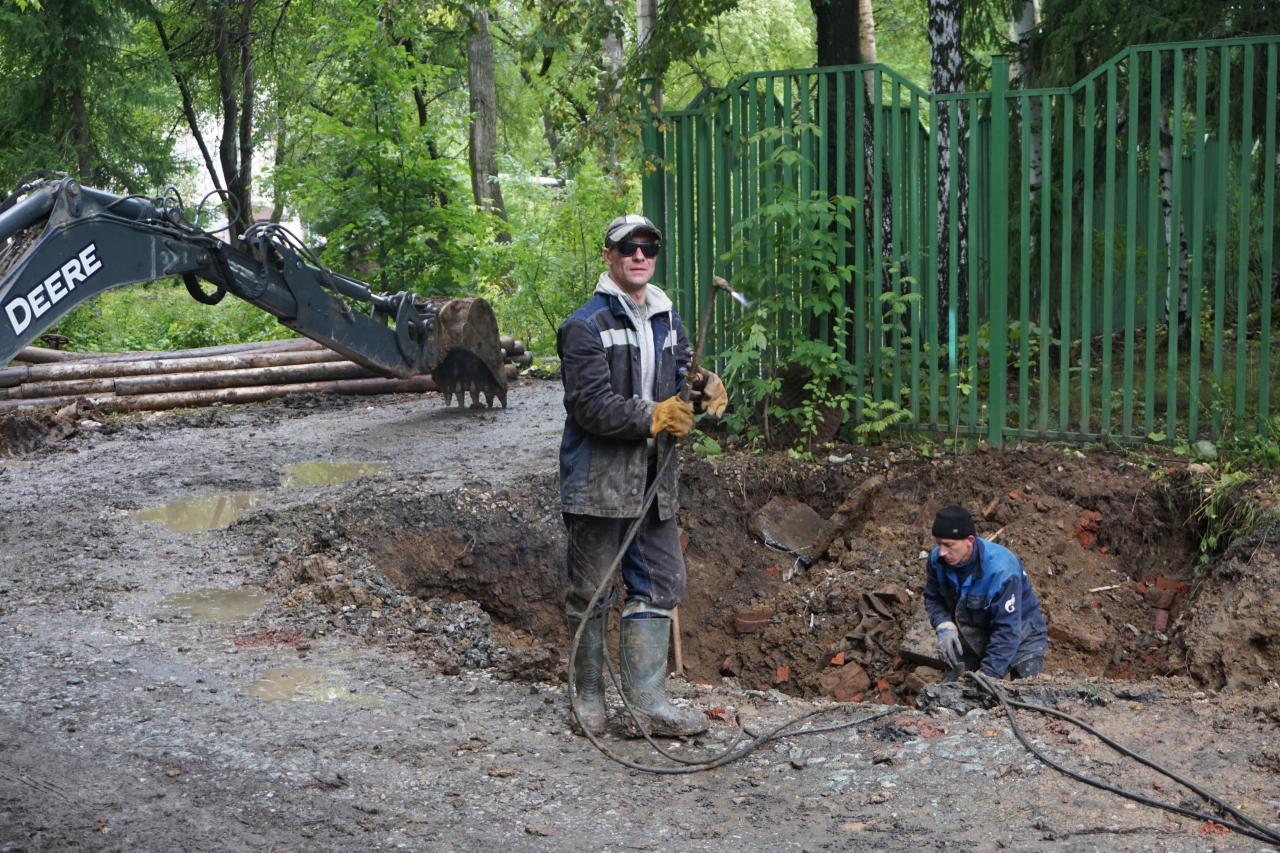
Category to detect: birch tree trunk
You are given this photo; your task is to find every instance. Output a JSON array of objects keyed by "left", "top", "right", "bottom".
[
  {"left": 929, "top": 0, "right": 968, "bottom": 344},
  {"left": 596, "top": 0, "right": 626, "bottom": 171},
  {"left": 1159, "top": 108, "right": 1190, "bottom": 325},
  {"left": 1010, "top": 0, "right": 1041, "bottom": 197},
  {"left": 467, "top": 7, "right": 510, "bottom": 239}
]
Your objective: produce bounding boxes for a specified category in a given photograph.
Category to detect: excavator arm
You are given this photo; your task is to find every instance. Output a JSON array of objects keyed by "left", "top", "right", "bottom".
[{"left": 0, "top": 178, "right": 506, "bottom": 407}]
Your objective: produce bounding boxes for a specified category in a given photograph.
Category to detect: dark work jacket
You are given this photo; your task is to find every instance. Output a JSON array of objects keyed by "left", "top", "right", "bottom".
[
  {"left": 557, "top": 286, "right": 690, "bottom": 519},
  {"left": 923, "top": 538, "right": 1047, "bottom": 677}
]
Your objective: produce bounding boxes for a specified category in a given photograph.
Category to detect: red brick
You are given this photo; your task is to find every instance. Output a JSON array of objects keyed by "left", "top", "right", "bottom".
[
  {"left": 1154, "top": 609, "right": 1169, "bottom": 631},
  {"left": 734, "top": 608, "right": 774, "bottom": 633},
  {"left": 830, "top": 652, "right": 845, "bottom": 666},
  {"left": 817, "top": 662, "right": 870, "bottom": 701},
  {"left": 775, "top": 665, "right": 790, "bottom": 684}
]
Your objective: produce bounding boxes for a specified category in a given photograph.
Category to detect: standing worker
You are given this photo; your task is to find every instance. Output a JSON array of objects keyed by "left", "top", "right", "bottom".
[
  {"left": 923, "top": 505, "right": 1049, "bottom": 679},
  {"left": 557, "top": 214, "right": 729, "bottom": 737}
]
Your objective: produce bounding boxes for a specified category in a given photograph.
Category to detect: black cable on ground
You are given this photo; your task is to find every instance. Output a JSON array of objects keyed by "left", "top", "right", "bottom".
[{"left": 968, "top": 672, "right": 1280, "bottom": 846}]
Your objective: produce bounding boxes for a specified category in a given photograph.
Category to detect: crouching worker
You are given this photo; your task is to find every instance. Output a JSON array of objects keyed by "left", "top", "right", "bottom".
[
  {"left": 923, "top": 505, "right": 1049, "bottom": 679},
  {"left": 557, "top": 214, "right": 729, "bottom": 738}
]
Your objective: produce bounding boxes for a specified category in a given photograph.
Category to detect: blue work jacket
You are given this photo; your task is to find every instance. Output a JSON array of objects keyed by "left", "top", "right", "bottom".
[
  {"left": 557, "top": 286, "right": 689, "bottom": 519},
  {"left": 923, "top": 537, "right": 1047, "bottom": 677}
]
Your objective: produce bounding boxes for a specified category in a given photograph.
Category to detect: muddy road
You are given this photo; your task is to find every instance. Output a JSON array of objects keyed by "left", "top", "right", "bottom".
[{"left": 1, "top": 378, "right": 1277, "bottom": 851}]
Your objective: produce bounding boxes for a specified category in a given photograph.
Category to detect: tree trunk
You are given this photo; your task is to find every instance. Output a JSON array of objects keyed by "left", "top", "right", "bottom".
[
  {"left": 269, "top": 101, "right": 287, "bottom": 223},
  {"left": 811, "top": 0, "right": 862, "bottom": 348},
  {"left": 855, "top": 0, "right": 894, "bottom": 293},
  {"left": 156, "top": 19, "right": 225, "bottom": 196},
  {"left": 812, "top": 0, "right": 860, "bottom": 67},
  {"left": 466, "top": 7, "right": 510, "bottom": 240},
  {"left": 66, "top": 35, "right": 93, "bottom": 182},
  {"left": 929, "top": 0, "right": 968, "bottom": 345},
  {"left": 1158, "top": 108, "right": 1190, "bottom": 325},
  {"left": 209, "top": 0, "right": 256, "bottom": 245},
  {"left": 595, "top": 0, "right": 626, "bottom": 171},
  {"left": 1010, "top": 0, "right": 1040, "bottom": 257}
]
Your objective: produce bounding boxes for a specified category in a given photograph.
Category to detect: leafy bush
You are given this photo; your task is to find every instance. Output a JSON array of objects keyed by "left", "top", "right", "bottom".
[
  {"left": 716, "top": 125, "right": 859, "bottom": 453},
  {"left": 480, "top": 163, "right": 640, "bottom": 355},
  {"left": 53, "top": 282, "right": 290, "bottom": 352}
]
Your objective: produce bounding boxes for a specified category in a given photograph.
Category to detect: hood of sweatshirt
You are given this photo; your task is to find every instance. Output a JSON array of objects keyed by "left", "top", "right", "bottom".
[{"left": 594, "top": 272, "right": 673, "bottom": 323}]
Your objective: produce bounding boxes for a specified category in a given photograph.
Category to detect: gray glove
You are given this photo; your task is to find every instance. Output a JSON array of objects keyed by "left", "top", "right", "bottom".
[{"left": 936, "top": 621, "right": 963, "bottom": 669}]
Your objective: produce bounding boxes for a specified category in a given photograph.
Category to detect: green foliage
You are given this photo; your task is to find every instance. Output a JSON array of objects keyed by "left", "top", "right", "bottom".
[
  {"left": 717, "top": 125, "right": 858, "bottom": 452},
  {"left": 1184, "top": 465, "right": 1277, "bottom": 582},
  {"left": 275, "top": 9, "right": 488, "bottom": 296},
  {"left": 658, "top": 0, "right": 815, "bottom": 108},
  {"left": 53, "top": 283, "right": 290, "bottom": 352},
  {"left": 692, "top": 429, "right": 723, "bottom": 458},
  {"left": 479, "top": 163, "right": 638, "bottom": 355},
  {"left": 1219, "top": 415, "right": 1280, "bottom": 468},
  {"left": 853, "top": 287, "right": 921, "bottom": 443},
  {"left": 0, "top": 0, "right": 180, "bottom": 189}
]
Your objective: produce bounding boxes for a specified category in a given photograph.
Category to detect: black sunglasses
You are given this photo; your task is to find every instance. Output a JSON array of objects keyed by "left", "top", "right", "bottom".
[{"left": 613, "top": 240, "right": 661, "bottom": 259}]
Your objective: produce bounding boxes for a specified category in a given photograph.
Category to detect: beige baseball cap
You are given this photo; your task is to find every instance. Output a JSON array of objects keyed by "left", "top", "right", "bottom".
[{"left": 604, "top": 214, "right": 662, "bottom": 247}]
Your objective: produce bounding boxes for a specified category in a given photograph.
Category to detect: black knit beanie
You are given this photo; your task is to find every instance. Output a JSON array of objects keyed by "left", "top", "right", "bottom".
[{"left": 932, "top": 505, "right": 975, "bottom": 539}]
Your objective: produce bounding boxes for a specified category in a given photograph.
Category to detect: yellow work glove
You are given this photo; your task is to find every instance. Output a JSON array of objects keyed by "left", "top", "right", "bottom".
[
  {"left": 690, "top": 369, "right": 729, "bottom": 417},
  {"left": 651, "top": 395, "right": 695, "bottom": 437}
]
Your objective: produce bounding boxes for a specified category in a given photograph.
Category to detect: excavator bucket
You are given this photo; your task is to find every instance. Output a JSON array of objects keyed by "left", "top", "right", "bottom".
[{"left": 427, "top": 296, "right": 508, "bottom": 408}]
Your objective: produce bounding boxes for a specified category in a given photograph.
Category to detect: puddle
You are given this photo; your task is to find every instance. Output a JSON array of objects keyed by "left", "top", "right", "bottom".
[
  {"left": 281, "top": 460, "right": 385, "bottom": 489},
  {"left": 246, "top": 666, "right": 382, "bottom": 705},
  {"left": 129, "top": 463, "right": 381, "bottom": 535},
  {"left": 130, "top": 491, "right": 263, "bottom": 533},
  {"left": 160, "top": 588, "right": 268, "bottom": 623}
]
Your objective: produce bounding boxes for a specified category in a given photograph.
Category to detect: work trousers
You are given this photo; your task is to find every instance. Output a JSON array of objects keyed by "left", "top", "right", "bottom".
[
  {"left": 959, "top": 628, "right": 1049, "bottom": 679},
  {"left": 562, "top": 479, "right": 685, "bottom": 621}
]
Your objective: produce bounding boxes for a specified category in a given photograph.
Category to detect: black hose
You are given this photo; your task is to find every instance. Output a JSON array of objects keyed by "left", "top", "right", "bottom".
[{"left": 967, "top": 672, "right": 1280, "bottom": 846}]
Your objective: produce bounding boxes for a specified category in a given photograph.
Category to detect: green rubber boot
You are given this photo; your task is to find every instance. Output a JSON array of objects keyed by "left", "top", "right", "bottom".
[
  {"left": 619, "top": 617, "right": 707, "bottom": 738},
  {"left": 566, "top": 613, "right": 608, "bottom": 736}
]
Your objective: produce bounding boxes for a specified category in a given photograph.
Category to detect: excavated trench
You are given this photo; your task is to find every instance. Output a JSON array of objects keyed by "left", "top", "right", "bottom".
[
  {"left": 256, "top": 441, "right": 1280, "bottom": 703},
  {"left": 4, "top": 390, "right": 1273, "bottom": 699}
]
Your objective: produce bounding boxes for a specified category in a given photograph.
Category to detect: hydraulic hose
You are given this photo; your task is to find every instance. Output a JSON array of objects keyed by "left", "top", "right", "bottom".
[{"left": 967, "top": 672, "right": 1280, "bottom": 846}]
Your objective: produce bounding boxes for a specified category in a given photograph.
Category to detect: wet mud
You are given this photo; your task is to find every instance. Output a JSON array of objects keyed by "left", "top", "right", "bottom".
[{"left": 1, "top": 377, "right": 1277, "bottom": 851}]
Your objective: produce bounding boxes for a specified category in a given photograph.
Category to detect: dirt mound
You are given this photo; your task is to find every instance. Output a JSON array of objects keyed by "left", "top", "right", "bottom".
[
  {"left": 0, "top": 403, "right": 87, "bottom": 455},
  {"left": 1176, "top": 526, "right": 1280, "bottom": 689},
  {"left": 674, "top": 445, "right": 1203, "bottom": 701}
]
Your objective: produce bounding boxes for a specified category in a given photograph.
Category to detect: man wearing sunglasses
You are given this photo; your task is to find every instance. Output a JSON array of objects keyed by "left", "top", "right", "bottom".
[{"left": 556, "top": 214, "right": 729, "bottom": 738}]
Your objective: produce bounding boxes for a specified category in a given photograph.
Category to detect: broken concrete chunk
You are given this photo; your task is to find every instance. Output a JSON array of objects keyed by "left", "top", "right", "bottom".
[
  {"left": 748, "top": 497, "right": 826, "bottom": 566},
  {"left": 897, "top": 609, "right": 946, "bottom": 669}
]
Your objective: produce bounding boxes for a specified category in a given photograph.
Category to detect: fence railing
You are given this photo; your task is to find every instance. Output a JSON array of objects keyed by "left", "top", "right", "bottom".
[{"left": 642, "top": 37, "right": 1280, "bottom": 445}]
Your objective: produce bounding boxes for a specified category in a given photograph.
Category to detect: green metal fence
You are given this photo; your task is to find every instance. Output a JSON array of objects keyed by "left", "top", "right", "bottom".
[{"left": 642, "top": 37, "right": 1280, "bottom": 445}]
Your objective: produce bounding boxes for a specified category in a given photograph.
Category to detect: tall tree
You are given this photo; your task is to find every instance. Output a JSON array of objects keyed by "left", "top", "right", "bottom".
[
  {"left": 929, "top": 0, "right": 968, "bottom": 342},
  {"left": 467, "top": 5, "right": 510, "bottom": 237},
  {"left": 0, "top": 0, "right": 177, "bottom": 190},
  {"left": 153, "top": 0, "right": 270, "bottom": 244},
  {"left": 810, "top": 0, "right": 859, "bottom": 67}
]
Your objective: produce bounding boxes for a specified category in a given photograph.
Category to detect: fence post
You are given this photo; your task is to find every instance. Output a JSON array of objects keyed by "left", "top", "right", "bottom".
[
  {"left": 640, "top": 78, "right": 667, "bottom": 280},
  {"left": 987, "top": 56, "right": 1010, "bottom": 446}
]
